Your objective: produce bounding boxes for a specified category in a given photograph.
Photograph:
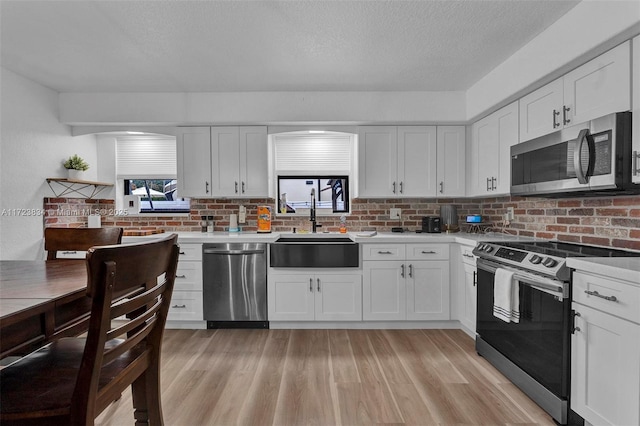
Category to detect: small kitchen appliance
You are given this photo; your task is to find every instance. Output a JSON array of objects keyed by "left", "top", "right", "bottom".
[
  {"left": 440, "top": 205, "right": 459, "bottom": 233},
  {"left": 422, "top": 216, "right": 441, "bottom": 233}
]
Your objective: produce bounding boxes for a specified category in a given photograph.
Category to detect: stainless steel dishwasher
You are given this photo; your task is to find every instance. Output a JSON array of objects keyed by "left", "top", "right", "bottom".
[{"left": 202, "top": 243, "right": 268, "bottom": 329}]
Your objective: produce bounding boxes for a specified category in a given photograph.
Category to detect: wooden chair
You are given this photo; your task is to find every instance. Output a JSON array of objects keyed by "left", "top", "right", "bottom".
[
  {"left": 45, "top": 227, "right": 124, "bottom": 260},
  {"left": 0, "top": 233, "right": 179, "bottom": 426}
]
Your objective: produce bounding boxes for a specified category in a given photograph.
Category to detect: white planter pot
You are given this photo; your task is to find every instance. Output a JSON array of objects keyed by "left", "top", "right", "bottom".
[{"left": 67, "top": 169, "right": 84, "bottom": 180}]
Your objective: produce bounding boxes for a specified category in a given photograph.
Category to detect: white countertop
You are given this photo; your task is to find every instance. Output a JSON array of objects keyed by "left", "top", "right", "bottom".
[
  {"left": 123, "top": 230, "right": 530, "bottom": 246},
  {"left": 567, "top": 257, "right": 640, "bottom": 285}
]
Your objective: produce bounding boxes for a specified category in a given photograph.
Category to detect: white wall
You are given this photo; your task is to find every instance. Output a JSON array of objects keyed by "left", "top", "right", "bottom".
[{"left": 0, "top": 68, "right": 98, "bottom": 260}]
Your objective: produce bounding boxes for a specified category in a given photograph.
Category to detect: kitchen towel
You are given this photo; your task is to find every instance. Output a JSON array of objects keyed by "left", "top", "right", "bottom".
[{"left": 493, "top": 268, "right": 520, "bottom": 323}]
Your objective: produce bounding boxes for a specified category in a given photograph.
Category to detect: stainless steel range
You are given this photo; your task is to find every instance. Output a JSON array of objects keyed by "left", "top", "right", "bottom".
[{"left": 473, "top": 240, "right": 638, "bottom": 425}]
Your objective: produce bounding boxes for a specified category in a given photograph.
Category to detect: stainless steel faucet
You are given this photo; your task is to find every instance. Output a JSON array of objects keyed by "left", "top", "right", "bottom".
[{"left": 310, "top": 188, "right": 321, "bottom": 233}]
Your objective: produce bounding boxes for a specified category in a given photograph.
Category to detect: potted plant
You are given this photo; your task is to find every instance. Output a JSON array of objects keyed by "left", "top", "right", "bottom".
[{"left": 63, "top": 154, "right": 89, "bottom": 180}]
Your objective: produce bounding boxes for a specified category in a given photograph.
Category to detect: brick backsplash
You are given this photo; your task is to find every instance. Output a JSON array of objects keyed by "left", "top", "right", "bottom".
[{"left": 44, "top": 194, "right": 639, "bottom": 250}]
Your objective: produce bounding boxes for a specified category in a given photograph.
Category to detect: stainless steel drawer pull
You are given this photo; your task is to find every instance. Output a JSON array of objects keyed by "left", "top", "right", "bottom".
[
  {"left": 172, "top": 304, "right": 187, "bottom": 309},
  {"left": 179, "top": 251, "right": 186, "bottom": 255},
  {"left": 175, "top": 274, "right": 187, "bottom": 279},
  {"left": 310, "top": 278, "right": 313, "bottom": 292},
  {"left": 317, "top": 278, "right": 320, "bottom": 292},
  {"left": 408, "top": 264, "right": 413, "bottom": 278},
  {"left": 378, "top": 251, "right": 393, "bottom": 254},
  {"left": 584, "top": 290, "right": 617, "bottom": 302},
  {"left": 421, "top": 250, "right": 436, "bottom": 254},
  {"left": 400, "top": 264, "right": 405, "bottom": 278},
  {"left": 463, "top": 253, "right": 475, "bottom": 258}
]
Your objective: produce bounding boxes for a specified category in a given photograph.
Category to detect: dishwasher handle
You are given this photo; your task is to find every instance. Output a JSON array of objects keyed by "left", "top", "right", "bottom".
[{"left": 203, "top": 249, "right": 265, "bottom": 255}]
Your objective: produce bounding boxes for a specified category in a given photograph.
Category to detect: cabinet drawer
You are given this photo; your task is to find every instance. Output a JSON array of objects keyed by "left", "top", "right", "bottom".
[
  {"left": 178, "top": 243, "right": 202, "bottom": 261},
  {"left": 362, "top": 244, "right": 405, "bottom": 261},
  {"left": 460, "top": 245, "right": 477, "bottom": 266},
  {"left": 174, "top": 261, "right": 203, "bottom": 291},
  {"left": 406, "top": 244, "right": 449, "bottom": 260},
  {"left": 573, "top": 271, "right": 640, "bottom": 324},
  {"left": 167, "top": 291, "right": 203, "bottom": 321}
]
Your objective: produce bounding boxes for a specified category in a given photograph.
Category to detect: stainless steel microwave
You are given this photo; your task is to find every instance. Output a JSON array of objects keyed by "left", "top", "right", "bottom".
[{"left": 511, "top": 112, "right": 639, "bottom": 197}]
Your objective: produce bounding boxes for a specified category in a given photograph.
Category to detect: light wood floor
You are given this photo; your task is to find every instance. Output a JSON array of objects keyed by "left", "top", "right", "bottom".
[{"left": 96, "top": 328, "right": 555, "bottom": 426}]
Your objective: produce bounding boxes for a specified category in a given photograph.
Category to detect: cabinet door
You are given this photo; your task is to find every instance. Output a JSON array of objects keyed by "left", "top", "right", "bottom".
[
  {"left": 406, "top": 260, "right": 449, "bottom": 320},
  {"left": 471, "top": 114, "right": 498, "bottom": 195},
  {"left": 494, "top": 101, "right": 519, "bottom": 195},
  {"left": 397, "top": 126, "right": 437, "bottom": 197},
  {"left": 210, "top": 127, "right": 240, "bottom": 197},
  {"left": 519, "top": 78, "right": 563, "bottom": 142},
  {"left": 363, "top": 261, "right": 405, "bottom": 320},
  {"left": 239, "top": 126, "right": 269, "bottom": 197},
  {"left": 571, "top": 303, "right": 640, "bottom": 426},
  {"left": 564, "top": 41, "right": 631, "bottom": 127},
  {"left": 436, "top": 126, "right": 466, "bottom": 197},
  {"left": 358, "top": 126, "right": 397, "bottom": 197},
  {"left": 314, "top": 274, "right": 362, "bottom": 321},
  {"left": 176, "top": 127, "right": 211, "bottom": 197},
  {"left": 461, "top": 262, "right": 477, "bottom": 335},
  {"left": 267, "top": 274, "right": 315, "bottom": 321},
  {"left": 632, "top": 36, "right": 640, "bottom": 184}
]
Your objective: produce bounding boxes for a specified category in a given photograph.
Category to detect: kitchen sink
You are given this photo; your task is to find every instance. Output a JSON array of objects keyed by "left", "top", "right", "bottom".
[{"left": 270, "top": 235, "right": 358, "bottom": 268}]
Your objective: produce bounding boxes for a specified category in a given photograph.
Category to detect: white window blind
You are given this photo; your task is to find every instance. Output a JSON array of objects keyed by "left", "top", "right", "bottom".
[
  {"left": 116, "top": 136, "right": 177, "bottom": 178},
  {"left": 274, "top": 134, "right": 353, "bottom": 173}
]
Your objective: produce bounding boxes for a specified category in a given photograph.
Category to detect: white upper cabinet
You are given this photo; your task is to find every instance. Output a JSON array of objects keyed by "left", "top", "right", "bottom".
[
  {"left": 633, "top": 36, "right": 640, "bottom": 184},
  {"left": 469, "top": 101, "right": 518, "bottom": 196},
  {"left": 436, "top": 126, "right": 466, "bottom": 197},
  {"left": 177, "top": 126, "right": 268, "bottom": 198},
  {"left": 358, "top": 126, "right": 437, "bottom": 198},
  {"left": 177, "top": 127, "right": 211, "bottom": 197},
  {"left": 520, "top": 41, "right": 631, "bottom": 142}
]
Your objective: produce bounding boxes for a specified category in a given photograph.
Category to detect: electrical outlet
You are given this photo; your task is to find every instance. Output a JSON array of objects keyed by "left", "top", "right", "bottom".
[
  {"left": 238, "top": 206, "right": 246, "bottom": 224},
  {"left": 390, "top": 208, "right": 401, "bottom": 220},
  {"left": 506, "top": 207, "right": 515, "bottom": 221}
]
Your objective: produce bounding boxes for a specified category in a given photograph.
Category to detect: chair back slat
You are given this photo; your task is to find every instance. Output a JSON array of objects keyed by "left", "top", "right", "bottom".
[
  {"left": 103, "top": 319, "right": 155, "bottom": 366},
  {"left": 106, "top": 300, "right": 160, "bottom": 342},
  {"left": 45, "top": 227, "right": 123, "bottom": 260},
  {"left": 109, "top": 282, "right": 166, "bottom": 320}
]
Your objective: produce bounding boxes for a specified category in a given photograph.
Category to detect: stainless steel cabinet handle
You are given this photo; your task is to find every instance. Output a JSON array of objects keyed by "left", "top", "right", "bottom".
[
  {"left": 317, "top": 278, "right": 320, "bottom": 292},
  {"left": 563, "top": 105, "right": 571, "bottom": 125},
  {"left": 486, "top": 178, "right": 491, "bottom": 191},
  {"left": 553, "top": 109, "right": 560, "bottom": 128},
  {"left": 242, "top": 181, "right": 245, "bottom": 193},
  {"left": 400, "top": 264, "right": 405, "bottom": 278},
  {"left": 235, "top": 181, "right": 238, "bottom": 193},
  {"left": 408, "top": 264, "right": 413, "bottom": 278},
  {"left": 491, "top": 177, "right": 497, "bottom": 191},
  {"left": 399, "top": 181, "right": 403, "bottom": 194},
  {"left": 463, "top": 253, "right": 475, "bottom": 258},
  {"left": 62, "top": 251, "right": 77, "bottom": 254},
  {"left": 421, "top": 250, "right": 436, "bottom": 254},
  {"left": 392, "top": 182, "right": 396, "bottom": 194},
  {"left": 172, "top": 304, "right": 187, "bottom": 309},
  {"left": 584, "top": 290, "right": 617, "bottom": 302},
  {"left": 206, "top": 181, "right": 210, "bottom": 194},
  {"left": 473, "top": 271, "right": 477, "bottom": 287},
  {"left": 309, "top": 278, "right": 313, "bottom": 292},
  {"left": 378, "top": 251, "right": 393, "bottom": 254},
  {"left": 633, "top": 151, "right": 639, "bottom": 176},
  {"left": 179, "top": 251, "right": 186, "bottom": 255},
  {"left": 439, "top": 181, "right": 444, "bottom": 194},
  {"left": 572, "top": 311, "right": 581, "bottom": 333},
  {"left": 175, "top": 274, "right": 186, "bottom": 279}
]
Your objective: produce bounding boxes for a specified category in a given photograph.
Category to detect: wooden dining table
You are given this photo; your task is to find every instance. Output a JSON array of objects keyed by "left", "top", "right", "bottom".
[{"left": 0, "top": 259, "right": 91, "bottom": 359}]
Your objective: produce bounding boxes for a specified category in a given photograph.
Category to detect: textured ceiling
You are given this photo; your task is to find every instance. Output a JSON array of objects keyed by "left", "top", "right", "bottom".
[{"left": 0, "top": 0, "right": 580, "bottom": 93}]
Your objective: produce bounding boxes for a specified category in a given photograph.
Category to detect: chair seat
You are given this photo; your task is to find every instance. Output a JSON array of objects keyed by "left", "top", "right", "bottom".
[{"left": 0, "top": 338, "right": 145, "bottom": 418}]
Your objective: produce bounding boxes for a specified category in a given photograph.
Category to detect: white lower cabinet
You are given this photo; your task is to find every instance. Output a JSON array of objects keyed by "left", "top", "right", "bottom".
[
  {"left": 168, "top": 243, "right": 204, "bottom": 322},
  {"left": 571, "top": 271, "right": 640, "bottom": 426},
  {"left": 362, "top": 244, "right": 449, "bottom": 321},
  {"left": 456, "top": 244, "right": 477, "bottom": 336},
  {"left": 268, "top": 271, "right": 362, "bottom": 321}
]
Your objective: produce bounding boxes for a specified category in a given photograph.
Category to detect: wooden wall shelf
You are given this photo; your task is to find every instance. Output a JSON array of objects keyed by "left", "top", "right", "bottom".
[{"left": 46, "top": 178, "right": 113, "bottom": 199}]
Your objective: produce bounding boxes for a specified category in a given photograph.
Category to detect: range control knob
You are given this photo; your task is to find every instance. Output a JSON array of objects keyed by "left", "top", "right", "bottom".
[
  {"left": 530, "top": 255, "right": 542, "bottom": 264},
  {"left": 484, "top": 245, "right": 494, "bottom": 253},
  {"left": 542, "top": 257, "right": 558, "bottom": 268}
]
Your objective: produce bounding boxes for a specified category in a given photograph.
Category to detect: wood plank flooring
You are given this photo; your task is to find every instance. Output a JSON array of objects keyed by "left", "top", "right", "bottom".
[{"left": 96, "top": 328, "right": 555, "bottom": 426}]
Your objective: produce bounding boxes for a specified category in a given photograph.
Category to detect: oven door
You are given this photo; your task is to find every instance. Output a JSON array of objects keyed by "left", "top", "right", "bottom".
[{"left": 476, "top": 259, "right": 571, "bottom": 399}]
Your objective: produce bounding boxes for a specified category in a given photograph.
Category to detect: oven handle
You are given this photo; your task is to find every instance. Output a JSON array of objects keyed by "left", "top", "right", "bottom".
[{"left": 477, "top": 259, "right": 568, "bottom": 299}]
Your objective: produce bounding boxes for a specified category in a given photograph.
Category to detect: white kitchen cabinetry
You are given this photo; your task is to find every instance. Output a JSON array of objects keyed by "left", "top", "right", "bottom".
[
  {"left": 177, "top": 126, "right": 268, "bottom": 198},
  {"left": 571, "top": 270, "right": 640, "bottom": 426},
  {"left": 268, "top": 271, "right": 362, "bottom": 321},
  {"left": 469, "top": 101, "right": 518, "bottom": 196},
  {"left": 167, "top": 243, "right": 204, "bottom": 322},
  {"left": 362, "top": 244, "right": 449, "bottom": 321},
  {"left": 358, "top": 126, "right": 437, "bottom": 198},
  {"left": 632, "top": 36, "right": 640, "bottom": 184},
  {"left": 519, "top": 41, "right": 631, "bottom": 142},
  {"left": 436, "top": 126, "right": 466, "bottom": 197},
  {"left": 458, "top": 244, "right": 477, "bottom": 337}
]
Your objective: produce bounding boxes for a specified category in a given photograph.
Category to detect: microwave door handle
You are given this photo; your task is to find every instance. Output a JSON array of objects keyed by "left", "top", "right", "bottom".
[{"left": 574, "top": 129, "right": 594, "bottom": 184}]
